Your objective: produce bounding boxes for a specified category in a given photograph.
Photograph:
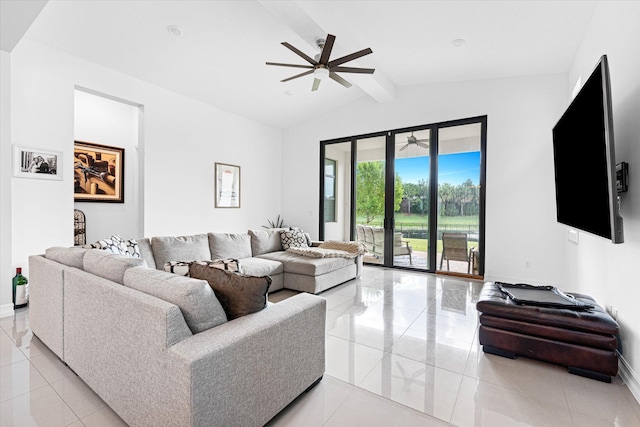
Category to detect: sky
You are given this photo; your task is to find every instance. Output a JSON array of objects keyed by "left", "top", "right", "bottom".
[{"left": 395, "top": 151, "right": 480, "bottom": 185}]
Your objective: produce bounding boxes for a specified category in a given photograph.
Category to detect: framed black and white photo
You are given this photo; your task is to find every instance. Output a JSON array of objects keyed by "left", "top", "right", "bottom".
[
  {"left": 13, "top": 146, "right": 63, "bottom": 180},
  {"left": 215, "top": 163, "right": 240, "bottom": 208}
]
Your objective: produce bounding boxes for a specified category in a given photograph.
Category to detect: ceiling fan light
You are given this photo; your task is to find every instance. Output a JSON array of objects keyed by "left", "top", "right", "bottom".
[{"left": 314, "top": 67, "right": 330, "bottom": 80}]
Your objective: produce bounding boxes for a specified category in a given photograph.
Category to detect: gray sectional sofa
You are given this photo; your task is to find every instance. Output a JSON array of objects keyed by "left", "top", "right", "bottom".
[
  {"left": 27, "top": 228, "right": 362, "bottom": 426},
  {"left": 142, "top": 228, "right": 363, "bottom": 294}
]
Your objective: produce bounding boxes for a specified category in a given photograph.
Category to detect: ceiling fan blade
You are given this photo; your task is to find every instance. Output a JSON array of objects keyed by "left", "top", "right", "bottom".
[
  {"left": 415, "top": 138, "right": 429, "bottom": 142},
  {"left": 319, "top": 34, "right": 335, "bottom": 65},
  {"left": 416, "top": 142, "right": 430, "bottom": 149},
  {"left": 332, "top": 66, "right": 375, "bottom": 74},
  {"left": 281, "top": 69, "right": 314, "bottom": 82},
  {"left": 328, "top": 47, "right": 373, "bottom": 68},
  {"left": 329, "top": 72, "right": 352, "bottom": 88},
  {"left": 282, "top": 42, "right": 317, "bottom": 65},
  {"left": 266, "top": 62, "right": 314, "bottom": 69},
  {"left": 312, "top": 78, "right": 321, "bottom": 91},
  {"left": 399, "top": 144, "right": 409, "bottom": 151}
]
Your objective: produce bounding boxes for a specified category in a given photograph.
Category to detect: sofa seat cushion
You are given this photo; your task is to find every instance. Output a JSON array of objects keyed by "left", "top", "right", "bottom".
[
  {"left": 208, "top": 233, "right": 252, "bottom": 259},
  {"left": 257, "top": 251, "right": 354, "bottom": 276},
  {"left": 189, "top": 263, "right": 271, "bottom": 320},
  {"left": 238, "top": 257, "right": 283, "bottom": 277},
  {"left": 151, "top": 234, "right": 210, "bottom": 269},
  {"left": 123, "top": 266, "right": 227, "bottom": 333},
  {"left": 45, "top": 247, "right": 88, "bottom": 269},
  {"left": 83, "top": 249, "right": 147, "bottom": 284}
]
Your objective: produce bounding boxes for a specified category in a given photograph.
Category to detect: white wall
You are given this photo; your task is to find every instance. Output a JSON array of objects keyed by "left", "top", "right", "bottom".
[
  {"left": 74, "top": 89, "right": 141, "bottom": 243},
  {"left": 0, "top": 50, "right": 12, "bottom": 317},
  {"left": 0, "top": 39, "right": 282, "bottom": 312},
  {"left": 565, "top": 0, "right": 640, "bottom": 401},
  {"left": 282, "top": 74, "right": 568, "bottom": 285}
]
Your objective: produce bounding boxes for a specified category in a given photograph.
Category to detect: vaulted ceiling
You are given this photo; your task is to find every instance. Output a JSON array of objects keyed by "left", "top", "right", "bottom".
[{"left": 2, "top": 1, "right": 598, "bottom": 129}]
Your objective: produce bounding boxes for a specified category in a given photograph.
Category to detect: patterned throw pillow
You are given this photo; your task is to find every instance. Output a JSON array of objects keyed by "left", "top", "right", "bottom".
[
  {"left": 280, "top": 228, "right": 309, "bottom": 250},
  {"left": 164, "top": 259, "right": 242, "bottom": 276},
  {"left": 85, "top": 234, "right": 141, "bottom": 258}
]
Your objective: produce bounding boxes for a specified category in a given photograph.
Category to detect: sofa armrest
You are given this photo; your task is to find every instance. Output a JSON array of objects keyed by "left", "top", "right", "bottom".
[
  {"left": 63, "top": 268, "right": 195, "bottom": 426},
  {"left": 169, "top": 293, "right": 326, "bottom": 427}
]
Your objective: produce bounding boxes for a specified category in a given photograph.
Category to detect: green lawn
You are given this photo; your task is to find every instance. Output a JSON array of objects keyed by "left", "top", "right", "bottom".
[{"left": 357, "top": 213, "right": 478, "bottom": 227}]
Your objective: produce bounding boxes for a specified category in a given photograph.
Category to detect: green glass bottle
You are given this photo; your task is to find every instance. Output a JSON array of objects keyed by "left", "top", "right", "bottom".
[{"left": 12, "top": 268, "right": 29, "bottom": 309}]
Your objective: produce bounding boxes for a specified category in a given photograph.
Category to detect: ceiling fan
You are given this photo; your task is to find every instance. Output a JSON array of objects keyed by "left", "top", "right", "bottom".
[
  {"left": 399, "top": 132, "right": 430, "bottom": 151},
  {"left": 266, "top": 34, "right": 375, "bottom": 91}
]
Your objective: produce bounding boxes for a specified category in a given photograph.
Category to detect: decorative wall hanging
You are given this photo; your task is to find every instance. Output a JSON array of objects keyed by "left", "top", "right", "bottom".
[
  {"left": 74, "top": 140, "right": 124, "bottom": 203},
  {"left": 215, "top": 163, "right": 240, "bottom": 208},
  {"left": 13, "top": 145, "right": 63, "bottom": 180}
]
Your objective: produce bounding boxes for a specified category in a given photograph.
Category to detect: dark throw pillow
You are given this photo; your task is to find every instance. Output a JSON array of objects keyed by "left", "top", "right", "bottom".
[{"left": 189, "top": 262, "right": 271, "bottom": 320}]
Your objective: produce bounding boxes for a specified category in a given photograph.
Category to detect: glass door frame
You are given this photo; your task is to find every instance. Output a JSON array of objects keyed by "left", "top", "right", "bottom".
[{"left": 319, "top": 115, "right": 486, "bottom": 277}]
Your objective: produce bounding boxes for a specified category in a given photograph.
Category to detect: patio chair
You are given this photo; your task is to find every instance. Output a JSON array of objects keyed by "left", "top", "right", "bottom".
[
  {"left": 393, "top": 232, "right": 413, "bottom": 264},
  {"left": 439, "top": 232, "right": 471, "bottom": 273}
]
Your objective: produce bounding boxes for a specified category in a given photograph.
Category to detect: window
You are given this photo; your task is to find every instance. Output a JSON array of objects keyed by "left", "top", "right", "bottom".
[{"left": 324, "top": 159, "right": 337, "bottom": 222}]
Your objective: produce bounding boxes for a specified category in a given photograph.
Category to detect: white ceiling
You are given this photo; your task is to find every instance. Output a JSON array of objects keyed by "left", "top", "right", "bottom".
[{"left": 3, "top": 0, "right": 598, "bottom": 130}]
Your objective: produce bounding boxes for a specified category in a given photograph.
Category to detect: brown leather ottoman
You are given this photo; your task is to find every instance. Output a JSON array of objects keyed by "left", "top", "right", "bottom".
[{"left": 476, "top": 282, "right": 619, "bottom": 382}]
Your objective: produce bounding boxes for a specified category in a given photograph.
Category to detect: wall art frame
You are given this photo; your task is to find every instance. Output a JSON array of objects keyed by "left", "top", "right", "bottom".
[
  {"left": 13, "top": 145, "right": 63, "bottom": 180},
  {"left": 215, "top": 162, "right": 240, "bottom": 208},
  {"left": 74, "top": 140, "right": 125, "bottom": 203}
]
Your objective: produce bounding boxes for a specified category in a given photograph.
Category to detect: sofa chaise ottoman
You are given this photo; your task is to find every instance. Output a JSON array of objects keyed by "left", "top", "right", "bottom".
[{"left": 476, "top": 282, "right": 619, "bottom": 382}]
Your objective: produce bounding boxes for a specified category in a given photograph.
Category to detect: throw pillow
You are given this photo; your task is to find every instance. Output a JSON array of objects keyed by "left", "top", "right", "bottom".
[
  {"left": 189, "top": 262, "right": 271, "bottom": 320},
  {"left": 85, "top": 234, "right": 141, "bottom": 258},
  {"left": 280, "top": 228, "right": 309, "bottom": 250},
  {"left": 164, "top": 259, "right": 242, "bottom": 276}
]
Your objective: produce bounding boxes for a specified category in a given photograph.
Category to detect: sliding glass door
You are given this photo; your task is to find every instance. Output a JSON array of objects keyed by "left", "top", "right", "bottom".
[
  {"left": 320, "top": 116, "right": 486, "bottom": 277},
  {"left": 436, "top": 122, "right": 483, "bottom": 275},
  {"left": 392, "top": 128, "right": 432, "bottom": 269}
]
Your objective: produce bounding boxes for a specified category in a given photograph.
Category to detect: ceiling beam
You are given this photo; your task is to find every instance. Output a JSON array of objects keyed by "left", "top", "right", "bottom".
[
  {"left": 0, "top": 0, "right": 48, "bottom": 52},
  {"left": 258, "top": 0, "right": 395, "bottom": 103}
]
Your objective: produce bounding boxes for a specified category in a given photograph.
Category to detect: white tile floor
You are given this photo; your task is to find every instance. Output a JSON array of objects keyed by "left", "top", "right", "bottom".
[{"left": 2, "top": 266, "right": 640, "bottom": 426}]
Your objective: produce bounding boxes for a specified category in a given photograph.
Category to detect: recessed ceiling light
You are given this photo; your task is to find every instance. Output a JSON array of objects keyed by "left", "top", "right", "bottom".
[
  {"left": 284, "top": 90, "right": 294, "bottom": 96},
  {"left": 167, "top": 25, "right": 183, "bottom": 36},
  {"left": 452, "top": 38, "right": 466, "bottom": 47}
]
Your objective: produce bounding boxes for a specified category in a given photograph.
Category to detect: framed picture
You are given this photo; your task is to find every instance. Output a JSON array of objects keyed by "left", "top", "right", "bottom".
[
  {"left": 13, "top": 146, "right": 63, "bottom": 180},
  {"left": 74, "top": 140, "right": 125, "bottom": 203},
  {"left": 215, "top": 162, "right": 240, "bottom": 208}
]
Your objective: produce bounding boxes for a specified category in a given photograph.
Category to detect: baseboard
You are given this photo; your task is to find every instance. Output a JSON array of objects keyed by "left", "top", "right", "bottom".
[
  {"left": 0, "top": 303, "right": 14, "bottom": 318},
  {"left": 619, "top": 352, "right": 640, "bottom": 405}
]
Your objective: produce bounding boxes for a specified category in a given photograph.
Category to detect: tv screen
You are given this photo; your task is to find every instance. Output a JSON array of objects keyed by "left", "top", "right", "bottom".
[{"left": 552, "top": 55, "right": 623, "bottom": 243}]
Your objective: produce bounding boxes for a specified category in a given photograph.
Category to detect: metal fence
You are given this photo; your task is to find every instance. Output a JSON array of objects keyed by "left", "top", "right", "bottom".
[{"left": 358, "top": 222, "right": 479, "bottom": 241}]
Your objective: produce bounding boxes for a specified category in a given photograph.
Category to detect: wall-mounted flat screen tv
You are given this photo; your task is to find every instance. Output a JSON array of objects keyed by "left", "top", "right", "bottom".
[{"left": 552, "top": 55, "right": 624, "bottom": 243}]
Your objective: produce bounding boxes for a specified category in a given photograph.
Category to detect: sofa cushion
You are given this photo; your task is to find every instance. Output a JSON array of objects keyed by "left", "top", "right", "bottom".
[
  {"left": 280, "top": 228, "right": 309, "bottom": 250},
  {"left": 137, "top": 237, "right": 157, "bottom": 270},
  {"left": 189, "top": 262, "right": 271, "bottom": 320},
  {"left": 123, "top": 266, "right": 227, "bottom": 333},
  {"left": 248, "top": 228, "right": 287, "bottom": 256},
  {"left": 151, "top": 234, "right": 210, "bottom": 269},
  {"left": 83, "top": 249, "right": 147, "bottom": 284},
  {"left": 85, "top": 234, "right": 141, "bottom": 258},
  {"left": 45, "top": 247, "right": 88, "bottom": 269},
  {"left": 237, "top": 257, "right": 283, "bottom": 277},
  {"left": 208, "top": 233, "right": 252, "bottom": 259},
  {"left": 257, "top": 251, "right": 354, "bottom": 276}
]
